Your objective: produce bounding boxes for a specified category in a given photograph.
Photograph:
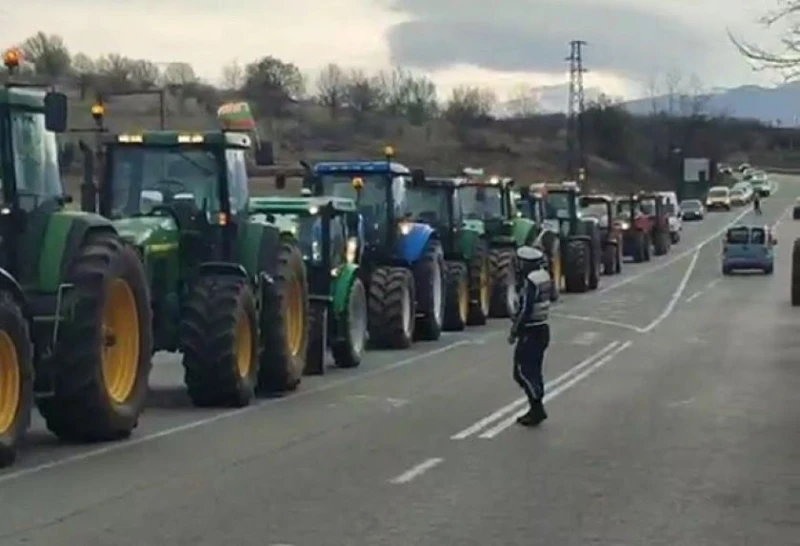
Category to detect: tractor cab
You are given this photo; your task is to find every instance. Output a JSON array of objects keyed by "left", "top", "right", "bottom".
[
  {"left": 579, "top": 194, "right": 622, "bottom": 275},
  {"left": 458, "top": 170, "right": 517, "bottom": 241},
  {"left": 637, "top": 191, "right": 672, "bottom": 256},
  {"left": 405, "top": 176, "right": 464, "bottom": 260}
]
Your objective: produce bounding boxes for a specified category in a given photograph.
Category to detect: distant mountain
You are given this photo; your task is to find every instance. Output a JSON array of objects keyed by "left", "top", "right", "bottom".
[{"left": 622, "top": 82, "right": 800, "bottom": 126}]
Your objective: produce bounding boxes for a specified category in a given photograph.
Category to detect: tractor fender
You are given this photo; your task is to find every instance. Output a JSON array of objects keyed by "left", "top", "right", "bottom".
[
  {"left": 331, "top": 263, "right": 359, "bottom": 316},
  {"left": 0, "top": 267, "right": 28, "bottom": 318},
  {"left": 196, "top": 262, "right": 249, "bottom": 280},
  {"left": 237, "top": 222, "right": 280, "bottom": 279},
  {"left": 512, "top": 218, "right": 537, "bottom": 247},
  {"left": 568, "top": 234, "right": 591, "bottom": 244},
  {"left": 35, "top": 211, "right": 116, "bottom": 293},
  {"left": 396, "top": 222, "right": 435, "bottom": 264}
]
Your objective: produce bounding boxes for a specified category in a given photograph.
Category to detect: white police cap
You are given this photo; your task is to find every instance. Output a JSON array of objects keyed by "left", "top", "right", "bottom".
[{"left": 516, "top": 246, "right": 544, "bottom": 261}]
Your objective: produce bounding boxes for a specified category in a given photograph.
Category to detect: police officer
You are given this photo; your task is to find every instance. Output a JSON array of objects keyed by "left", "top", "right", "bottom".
[{"left": 507, "top": 246, "right": 552, "bottom": 426}]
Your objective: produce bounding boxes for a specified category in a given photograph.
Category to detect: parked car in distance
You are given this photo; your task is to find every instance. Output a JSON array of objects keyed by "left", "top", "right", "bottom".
[
  {"left": 679, "top": 199, "right": 704, "bottom": 220},
  {"left": 706, "top": 186, "right": 731, "bottom": 210}
]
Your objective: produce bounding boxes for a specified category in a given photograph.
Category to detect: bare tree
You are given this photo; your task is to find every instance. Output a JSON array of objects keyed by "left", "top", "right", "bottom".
[
  {"left": 315, "top": 63, "right": 347, "bottom": 119},
  {"left": 344, "top": 69, "right": 385, "bottom": 122},
  {"left": 506, "top": 84, "right": 540, "bottom": 118},
  {"left": 679, "top": 73, "right": 709, "bottom": 117},
  {"left": 445, "top": 86, "right": 496, "bottom": 129},
  {"left": 20, "top": 31, "right": 71, "bottom": 80},
  {"left": 728, "top": 1, "right": 800, "bottom": 80},
  {"left": 644, "top": 74, "right": 662, "bottom": 115},
  {"left": 72, "top": 52, "right": 96, "bottom": 99},
  {"left": 663, "top": 69, "right": 682, "bottom": 116},
  {"left": 162, "top": 62, "right": 197, "bottom": 86},
  {"left": 220, "top": 59, "right": 244, "bottom": 90}
]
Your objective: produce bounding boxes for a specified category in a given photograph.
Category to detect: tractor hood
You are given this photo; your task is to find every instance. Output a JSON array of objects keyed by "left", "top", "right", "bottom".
[{"left": 113, "top": 216, "right": 179, "bottom": 248}]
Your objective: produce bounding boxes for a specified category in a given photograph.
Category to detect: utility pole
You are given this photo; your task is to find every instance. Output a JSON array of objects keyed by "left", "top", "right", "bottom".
[{"left": 565, "top": 40, "right": 587, "bottom": 188}]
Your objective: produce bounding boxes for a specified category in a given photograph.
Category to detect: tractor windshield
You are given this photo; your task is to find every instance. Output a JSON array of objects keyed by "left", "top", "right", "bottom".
[
  {"left": 460, "top": 185, "right": 504, "bottom": 220},
  {"left": 543, "top": 191, "right": 576, "bottom": 220},
  {"left": 107, "top": 146, "right": 221, "bottom": 219},
  {"left": 8, "top": 110, "right": 63, "bottom": 210},
  {"left": 406, "top": 186, "right": 450, "bottom": 225},
  {"left": 581, "top": 201, "right": 610, "bottom": 226},
  {"left": 318, "top": 173, "right": 404, "bottom": 241},
  {"left": 640, "top": 199, "right": 656, "bottom": 215}
]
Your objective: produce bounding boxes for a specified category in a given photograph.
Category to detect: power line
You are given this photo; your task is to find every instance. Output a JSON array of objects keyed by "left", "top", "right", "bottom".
[{"left": 566, "top": 40, "right": 587, "bottom": 187}]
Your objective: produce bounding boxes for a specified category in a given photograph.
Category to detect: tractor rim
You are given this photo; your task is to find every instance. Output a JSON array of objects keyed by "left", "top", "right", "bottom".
[
  {"left": 431, "top": 259, "right": 443, "bottom": 325},
  {"left": 285, "top": 276, "right": 304, "bottom": 357},
  {"left": 235, "top": 311, "right": 253, "bottom": 378},
  {"left": 101, "top": 279, "right": 140, "bottom": 404},
  {"left": 401, "top": 284, "right": 412, "bottom": 337},
  {"left": 479, "top": 259, "right": 490, "bottom": 314},
  {"left": 0, "top": 331, "right": 20, "bottom": 435},
  {"left": 348, "top": 281, "right": 367, "bottom": 354},
  {"left": 458, "top": 275, "right": 469, "bottom": 322}
]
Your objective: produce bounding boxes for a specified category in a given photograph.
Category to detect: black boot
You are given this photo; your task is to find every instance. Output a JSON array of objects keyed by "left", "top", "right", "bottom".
[{"left": 517, "top": 401, "right": 547, "bottom": 427}]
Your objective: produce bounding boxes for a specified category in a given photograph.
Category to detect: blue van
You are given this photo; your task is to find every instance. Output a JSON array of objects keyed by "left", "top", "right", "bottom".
[{"left": 721, "top": 224, "right": 776, "bottom": 274}]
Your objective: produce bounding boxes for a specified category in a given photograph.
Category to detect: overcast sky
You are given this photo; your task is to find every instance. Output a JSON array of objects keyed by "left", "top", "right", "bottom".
[{"left": 2, "top": 0, "right": 789, "bottom": 101}]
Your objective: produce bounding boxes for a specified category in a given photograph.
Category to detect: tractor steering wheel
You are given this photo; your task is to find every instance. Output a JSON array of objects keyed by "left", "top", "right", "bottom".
[{"left": 154, "top": 178, "right": 188, "bottom": 202}]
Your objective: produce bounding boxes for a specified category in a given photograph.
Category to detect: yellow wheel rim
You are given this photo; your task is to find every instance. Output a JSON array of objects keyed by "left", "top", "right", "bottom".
[
  {"left": 284, "top": 277, "right": 304, "bottom": 357},
  {"left": 458, "top": 277, "right": 469, "bottom": 322},
  {"left": 0, "top": 332, "right": 20, "bottom": 435},
  {"left": 479, "top": 259, "right": 489, "bottom": 310},
  {"left": 552, "top": 254, "right": 562, "bottom": 289},
  {"left": 101, "top": 279, "right": 140, "bottom": 404},
  {"left": 234, "top": 311, "right": 253, "bottom": 378}
]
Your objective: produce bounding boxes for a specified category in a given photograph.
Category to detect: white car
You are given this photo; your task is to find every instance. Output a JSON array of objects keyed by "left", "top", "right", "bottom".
[
  {"left": 706, "top": 186, "right": 731, "bottom": 210},
  {"left": 657, "top": 191, "right": 682, "bottom": 243}
]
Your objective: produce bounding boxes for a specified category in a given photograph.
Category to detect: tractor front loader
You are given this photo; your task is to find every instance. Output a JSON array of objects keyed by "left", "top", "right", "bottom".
[
  {"left": 579, "top": 194, "right": 622, "bottom": 275},
  {"left": 305, "top": 148, "right": 444, "bottom": 349},
  {"left": 0, "top": 49, "right": 153, "bottom": 467},
  {"left": 248, "top": 196, "right": 368, "bottom": 371},
  {"left": 405, "top": 176, "right": 491, "bottom": 329},
  {"left": 79, "top": 105, "right": 311, "bottom": 408}
]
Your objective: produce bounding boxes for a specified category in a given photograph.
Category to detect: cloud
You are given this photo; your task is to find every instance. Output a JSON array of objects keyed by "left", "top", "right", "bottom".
[{"left": 383, "top": 0, "right": 716, "bottom": 81}]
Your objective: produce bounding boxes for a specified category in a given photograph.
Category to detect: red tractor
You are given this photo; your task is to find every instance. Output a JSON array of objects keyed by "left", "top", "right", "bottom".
[
  {"left": 638, "top": 192, "right": 672, "bottom": 256},
  {"left": 579, "top": 194, "right": 622, "bottom": 275},
  {"left": 616, "top": 194, "right": 653, "bottom": 262}
]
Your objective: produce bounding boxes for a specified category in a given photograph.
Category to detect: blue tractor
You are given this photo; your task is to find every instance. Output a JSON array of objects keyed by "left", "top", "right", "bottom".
[{"left": 303, "top": 147, "right": 445, "bottom": 349}]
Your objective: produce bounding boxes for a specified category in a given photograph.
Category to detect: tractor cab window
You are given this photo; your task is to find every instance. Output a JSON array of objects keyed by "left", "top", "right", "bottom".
[
  {"left": 543, "top": 192, "right": 575, "bottom": 220},
  {"left": 319, "top": 173, "right": 389, "bottom": 240},
  {"left": 9, "top": 110, "right": 62, "bottom": 211},
  {"left": 581, "top": 201, "right": 609, "bottom": 226},
  {"left": 108, "top": 146, "right": 220, "bottom": 219},
  {"left": 460, "top": 185, "right": 504, "bottom": 220},
  {"left": 225, "top": 149, "right": 249, "bottom": 214},
  {"left": 406, "top": 186, "right": 450, "bottom": 226},
  {"left": 640, "top": 199, "right": 655, "bottom": 215}
]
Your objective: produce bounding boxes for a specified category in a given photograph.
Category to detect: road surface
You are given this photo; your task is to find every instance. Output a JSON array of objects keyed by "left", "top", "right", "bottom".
[{"left": 1, "top": 178, "right": 798, "bottom": 545}]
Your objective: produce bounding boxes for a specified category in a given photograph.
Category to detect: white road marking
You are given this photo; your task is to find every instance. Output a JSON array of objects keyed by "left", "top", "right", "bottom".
[
  {"left": 773, "top": 203, "right": 793, "bottom": 228},
  {"left": 478, "top": 341, "right": 633, "bottom": 439},
  {"left": 640, "top": 248, "right": 699, "bottom": 333},
  {"left": 595, "top": 207, "right": 750, "bottom": 296},
  {"left": 571, "top": 331, "right": 599, "bottom": 346},
  {"left": 706, "top": 279, "right": 721, "bottom": 290},
  {"left": 685, "top": 290, "right": 704, "bottom": 303},
  {"left": 552, "top": 313, "right": 641, "bottom": 333},
  {"left": 451, "top": 341, "right": 620, "bottom": 440},
  {"left": 0, "top": 339, "right": 476, "bottom": 486},
  {"left": 389, "top": 457, "right": 444, "bottom": 484}
]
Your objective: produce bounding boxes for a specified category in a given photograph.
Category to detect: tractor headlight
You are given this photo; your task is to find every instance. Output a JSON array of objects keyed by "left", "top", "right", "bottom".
[
  {"left": 345, "top": 237, "right": 358, "bottom": 263},
  {"left": 619, "top": 221, "right": 630, "bottom": 230},
  {"left": 399, "top": 222, "right": 412, "bottom": 235},
  {"left": 311, "top": 240, "right": 321, "bottom": 262}
]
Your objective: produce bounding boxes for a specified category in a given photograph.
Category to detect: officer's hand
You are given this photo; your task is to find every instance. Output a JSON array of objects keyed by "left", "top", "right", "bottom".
[{"left": 507, "top": 333, "right": 516, "bottom": 345}]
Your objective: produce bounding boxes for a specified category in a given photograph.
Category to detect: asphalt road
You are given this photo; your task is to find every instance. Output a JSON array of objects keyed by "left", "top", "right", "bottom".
[{"left": 1, "top": 178, "right": 798, "bottom": 545}]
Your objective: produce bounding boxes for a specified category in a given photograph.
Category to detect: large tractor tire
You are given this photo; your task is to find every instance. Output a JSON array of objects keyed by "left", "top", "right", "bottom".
[
  {"left": 368, "top": 266, "right": 415, "bottom": 349},
  {"left": 0, "top": 292, "right": 33, "bottom": 468},
  {"left": 305, "top": 301, "right": 328, "bottom": 375},
  {"left": 602, "top": 243, "right": 616, "bottom": 275},
  {"left": 563, "top": 239, "right": 590, "bottom": 293},
  {"left": 331, "top": 277, "right": 368, "bottom": 368},
  {"left": 258, "top": 242, "right": 309, "bottom": 394},
  {"left": 413, "top": 240, "right": 445, "bottom": 341},
  {"left": 467, "top": 239, "right": 490, "bottom": 325},
  {"left": 38, "top": 233, "right": 153, "bottom": 442},
  {"left": 488, "top": 247, "right": 516, "bottom": 318},
  {"left": 792, "top": 239, "right": 800, "bottom": 306},
  {"left": 180, "top": 276, "right": 260, "bottom": 407},
  {"left": 653, "top": 231, "right": 669, "bottom": 256},
  {"left": 443, "top": 261, "right": 468, "bottom": 331}
]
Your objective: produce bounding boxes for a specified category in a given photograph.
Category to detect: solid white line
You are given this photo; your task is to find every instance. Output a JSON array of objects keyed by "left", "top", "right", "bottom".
[
  {"left": 551, "top": 312, "right": 642, "bottom": 333},
  {"left": 450, "top": 341, "right": 620, "bottom": 440},
  {"left": 639, "top": 248, "right": 700, "bottom": 333},
  {"left": 389, "top": 457, "right": 443, "bottom": 484},
  {"left": 478, "top": 341, "right": 633, "bottom": 439},
  {"left": 594, "top": 207, "right": 750, "bottom": 296},
  {"left": 0, "top": 340, "right": 475, "bottom": 486}
]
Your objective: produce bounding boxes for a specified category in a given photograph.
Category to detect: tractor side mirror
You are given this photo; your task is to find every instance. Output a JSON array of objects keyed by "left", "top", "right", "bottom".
[
  {"left": 44, "top": 92, "right": 68, "bottom": 133},
  {"left": 254, "top": 142, "right": 274, "bottom": 166},
  {"left": 411, "top": 168, "right": 426, "bottom": 186},
  {"left": 275, "top": 173, "right": 286, "bottom": 190}
]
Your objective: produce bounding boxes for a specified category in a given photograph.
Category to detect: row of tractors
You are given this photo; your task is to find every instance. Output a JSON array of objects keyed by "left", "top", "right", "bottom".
[{"left": 0, "top": 46, "right": 680, "bottom": 468}]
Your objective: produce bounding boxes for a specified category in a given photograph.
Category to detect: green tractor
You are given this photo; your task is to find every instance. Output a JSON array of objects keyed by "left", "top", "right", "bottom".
[
  {"left": 80, "top": 118, "right": 310, "bottom": 407},
  {"left": 248, "top": 196, "right": 368, "bottom": 371},
  {"left": 0, "top": 50, "right": 153, "bottom": 468},
  {"left": 533, "top": 181, "right": 602, "bottom": 293},
  {"left": 405, "top": 176, "right": 492, "bottom": 329},
  {"left": 457, "top": 169, "right": 538, "bottom": 317},
  {"left": 515, "top": 187, "right": 562, "bottom": 301}
]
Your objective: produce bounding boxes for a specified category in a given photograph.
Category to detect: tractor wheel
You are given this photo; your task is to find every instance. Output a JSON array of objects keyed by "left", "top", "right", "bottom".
[
  {"left": 368, "top": 266, "right": 415, "bottom": 349},
  {"left": 563, "top": 239, "right": 590, "bottom": 293},
  {"left": 443, "top": 261, "right": 468, "bottom": 331},
  {"left": 258, "top": 242, "right": 309, "bottom": 394},
  {"left": 305, "top": 301, "right": 328, "bottom": 375},
  {"left": 0, "top": 292, "right": 33, "bottom": 469},
  {"left": 180, "top": 276, "right": 259, "bottom": 407},
  {"left": 615, "top": 243, "right": 623, "bottom": 274},
  {"left": 488, "top": 248, "right": 516, "bottom": 318},
  {"left": 331, "top": 277, "right": 368, "bottom": 368},
  {"left": 654, "top": 232, "right": 669, "bottom": 256},
  {"left": 413, "top": 240, "right": 445, "bottom": 341},
  {"left": 792, "top": 239, "right": 800, "bottom": 306},
  {"left": 467, "top": 239, "right": 490, "bottom": 325},
  {"left": 38, "top": 233, "right": 153, "bottom": 442},
  {"left": 631, "top": 233, "right": 645, "bottom": 263},
  {"left": 602, "top": 243, "right": 616, "bottom": 275},
  {"left": 644, "top": 235, "right": 652, "bottom": 261}
]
